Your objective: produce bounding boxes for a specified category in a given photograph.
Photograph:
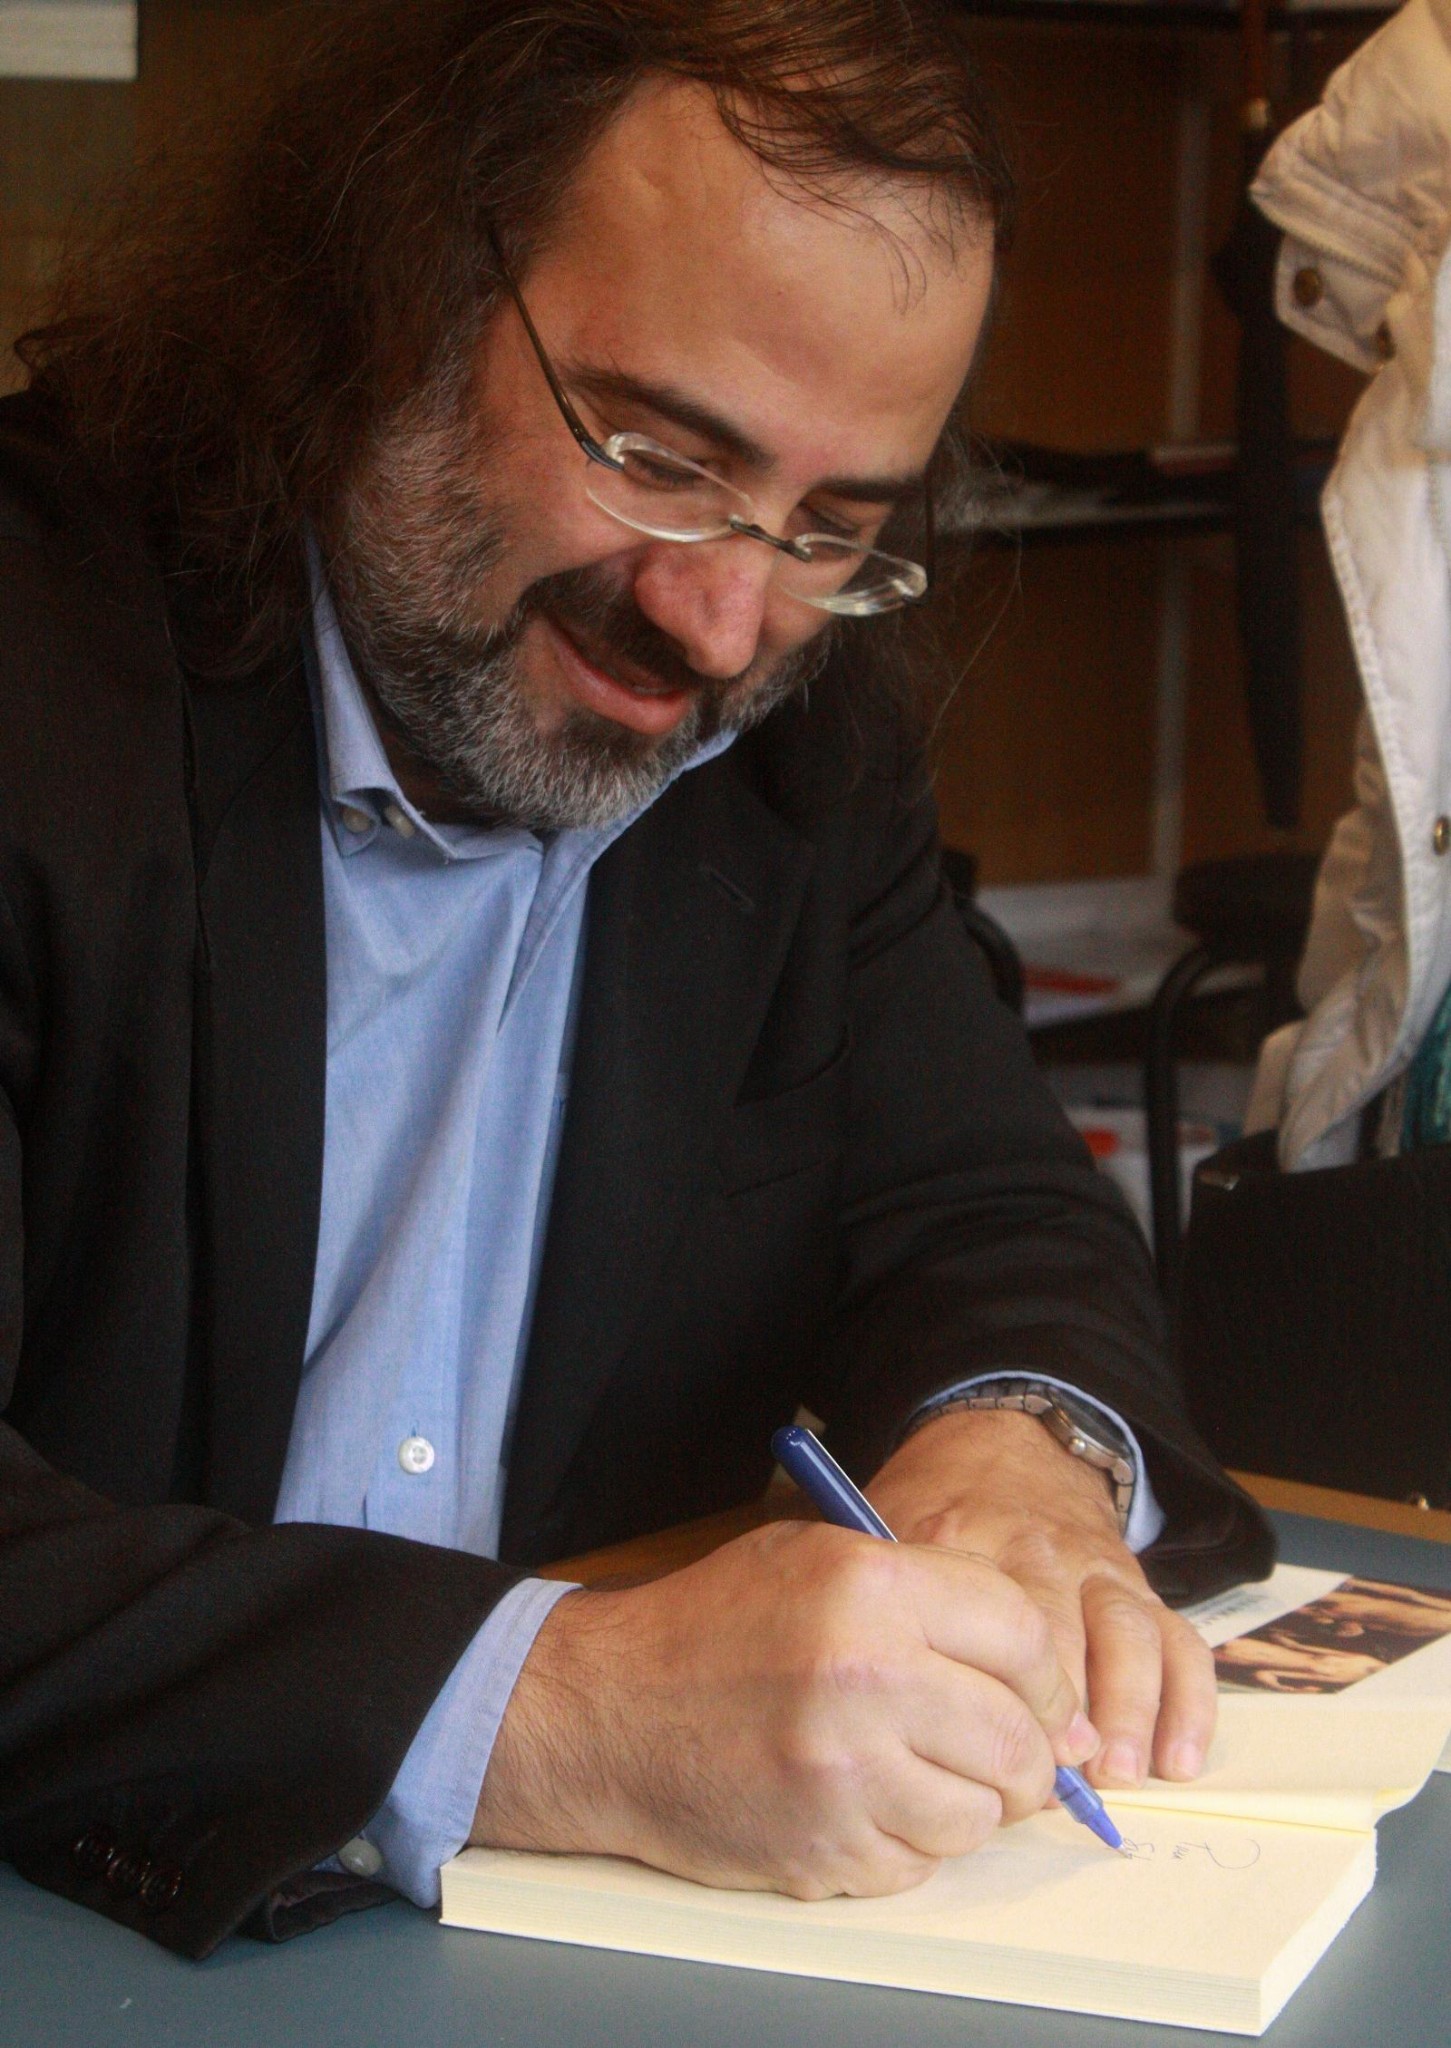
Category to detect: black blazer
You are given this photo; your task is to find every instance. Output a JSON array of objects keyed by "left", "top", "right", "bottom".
[{"left": 0, "top": 394, "right": 1271, "bottom": 1956}]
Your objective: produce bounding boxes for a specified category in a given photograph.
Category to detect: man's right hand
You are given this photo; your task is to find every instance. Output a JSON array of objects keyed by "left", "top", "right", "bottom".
[{"left": 470, "top": 1519, "right": 1098, "bottom": 1899}]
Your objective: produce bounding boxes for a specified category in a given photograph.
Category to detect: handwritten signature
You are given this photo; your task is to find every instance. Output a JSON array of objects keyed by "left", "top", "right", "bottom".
[{"left": 1118, "top": 1836, "right": 1262, "bottom": 1870}]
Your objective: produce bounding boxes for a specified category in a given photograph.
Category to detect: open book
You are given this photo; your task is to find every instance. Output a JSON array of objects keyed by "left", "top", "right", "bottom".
[{"left": 440, "top": 1567, "right": 1451, "bottom": 2036}]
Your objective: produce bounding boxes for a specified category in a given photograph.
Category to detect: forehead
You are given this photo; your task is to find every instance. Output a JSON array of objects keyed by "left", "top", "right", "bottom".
[{"left": 519, "top": 77, "right": 992, "bottom": 466}]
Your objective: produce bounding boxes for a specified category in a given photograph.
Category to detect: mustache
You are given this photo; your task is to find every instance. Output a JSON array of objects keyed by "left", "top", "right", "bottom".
[{"left": 510, "top": 564, "right": 760, "bottom": 703}]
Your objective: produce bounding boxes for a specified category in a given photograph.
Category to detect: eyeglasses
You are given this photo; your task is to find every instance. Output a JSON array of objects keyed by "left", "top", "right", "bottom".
[{"left": 487, "top": 232, "right": 934, "bottom": 618}]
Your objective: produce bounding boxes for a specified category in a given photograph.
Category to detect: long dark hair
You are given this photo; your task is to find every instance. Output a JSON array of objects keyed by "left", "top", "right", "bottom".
[{"left": 20, "top": 0, "right": 1013, "bottom": 679}]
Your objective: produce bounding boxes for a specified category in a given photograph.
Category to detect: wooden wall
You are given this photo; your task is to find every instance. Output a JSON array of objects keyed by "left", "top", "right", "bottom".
[
  {"left": 0, "top": 5, "right": 1378, "bottom": 885},
  {"left": 936, "top": 18, "right": 1372, "bottom": 882}
]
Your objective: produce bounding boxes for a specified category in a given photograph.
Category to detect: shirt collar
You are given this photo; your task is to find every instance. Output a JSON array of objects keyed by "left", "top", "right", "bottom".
[{"left": 304, "top": 536, "right": 735, "bottom": 865}]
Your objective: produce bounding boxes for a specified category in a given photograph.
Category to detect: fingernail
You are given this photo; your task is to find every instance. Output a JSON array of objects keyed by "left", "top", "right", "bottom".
[
  {"left": 1099, "top": 1741, "right": 1141, "bottom": 1787},
  {"left": 1066, "top": 1711, "right": 1098, "bottom": 1762},
  {"left": 1165, "top": 1738, "right": 1203, "bottom": 1780}
]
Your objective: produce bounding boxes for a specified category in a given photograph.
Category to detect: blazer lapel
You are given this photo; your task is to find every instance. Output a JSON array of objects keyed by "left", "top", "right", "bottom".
[
  {"left": 500, "top": 753, "right": 814, "bottom": 1561},
  {"left": 185, "top": 658, "right": 327, "bottom": 1524}
]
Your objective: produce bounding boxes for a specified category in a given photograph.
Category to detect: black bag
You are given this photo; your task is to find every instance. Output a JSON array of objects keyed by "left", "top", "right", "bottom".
[{"left": 1176, "top": 1130, "right": 1451, "bottom": 1505}]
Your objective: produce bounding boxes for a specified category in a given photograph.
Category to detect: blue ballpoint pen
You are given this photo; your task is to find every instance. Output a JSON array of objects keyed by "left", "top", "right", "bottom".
[{"left": 771, "top": 1422, "right": 1126, "bottom": 1854}]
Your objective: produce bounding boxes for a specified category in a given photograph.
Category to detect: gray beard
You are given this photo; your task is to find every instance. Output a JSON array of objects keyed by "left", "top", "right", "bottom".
[{"left": 328, "top": 395, "right": 830, "bottom": 833}]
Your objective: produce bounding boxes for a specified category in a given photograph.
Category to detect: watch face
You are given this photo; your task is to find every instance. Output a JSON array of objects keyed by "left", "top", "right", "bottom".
[
  {"left": 1043, "top": 1392, "right": 1130, "bottom": 1462},
  {"left": 1029, "top": 1393, "right": 1133, "bottom": 1533}
]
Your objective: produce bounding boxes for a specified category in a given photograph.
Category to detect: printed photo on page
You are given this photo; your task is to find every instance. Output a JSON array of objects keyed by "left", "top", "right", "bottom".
[{"left": 1213, "top": 1577, "right": 1451, "bottom": 1695}]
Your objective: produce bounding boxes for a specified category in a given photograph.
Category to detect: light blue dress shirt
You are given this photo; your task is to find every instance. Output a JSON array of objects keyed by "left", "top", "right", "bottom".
[{"left": 274, "top": 569, "right": 1160, "bottom": 1910}]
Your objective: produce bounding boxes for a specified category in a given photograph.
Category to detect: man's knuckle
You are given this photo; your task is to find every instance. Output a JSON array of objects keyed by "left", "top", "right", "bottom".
[
  {"left": 1014, "top": 1589, "right": 1057, "bottom": 1664},
  {"left": 1092, "top": 1585, "right": 1163, "bottom": 1647},
  {"left": 794, "top": 1613, "right": 897, "bottom": 1708},
  {"left": 987, "top": 1580, "right": 1057, "bottom": 1679},
  {"left": 1162, "top": 1609, "right": 1214, "bottom": 1664},
  {"left": 779, "top": 1726, "right": 860, "bottom": 1807},
  {"left": 987, "top": 1698, "right": 1049, "bottom": 1792},
  {"left": 820, "top": 1532, "right": 900, "bottom": 1610},
  {"left": 1003, "top": 1527, "right": 1065, "bottom": 1581},
  {"left": 942, "top": 1788, "right": 1003, "bottom": 1856}
]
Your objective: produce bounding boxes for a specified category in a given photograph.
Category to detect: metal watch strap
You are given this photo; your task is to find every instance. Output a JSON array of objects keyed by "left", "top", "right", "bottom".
[{"left": 914, "top": 1380, "right": 1135, "bottom": 1534}]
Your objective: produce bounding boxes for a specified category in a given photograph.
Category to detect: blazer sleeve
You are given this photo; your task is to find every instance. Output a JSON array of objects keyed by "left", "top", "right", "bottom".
[
  {"left": 0, "top": 877, "right": 521, "bottom": 1956},
  {"left": 810, "top": 746, "right": 1272, "bottom": 1605}
]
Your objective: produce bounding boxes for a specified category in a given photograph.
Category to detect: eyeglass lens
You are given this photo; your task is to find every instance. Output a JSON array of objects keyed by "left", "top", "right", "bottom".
[{"left": 583, "top": 437, "right": 926, "bottom": 614}]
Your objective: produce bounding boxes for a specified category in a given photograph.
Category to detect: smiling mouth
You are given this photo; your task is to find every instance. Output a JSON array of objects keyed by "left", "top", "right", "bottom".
[
  {"left": 549, "top": 616, "right": 692, "bottom": 698},
  {"left": 539, "top": 612, "right": 704, "bottom": 739}
]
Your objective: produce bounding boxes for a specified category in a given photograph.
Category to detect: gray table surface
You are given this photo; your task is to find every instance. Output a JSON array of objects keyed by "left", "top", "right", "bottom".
[{"left": 5, "top": 1510, "right": 1450, "bottom": 2048}]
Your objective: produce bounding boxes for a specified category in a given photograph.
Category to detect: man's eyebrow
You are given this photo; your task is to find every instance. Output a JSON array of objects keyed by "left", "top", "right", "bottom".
[
  {"left": 564, "top": 364, "right": 928, "bottom": 506},
  {"left": 810, "top": 467, "right": 928, "bottom": 508}
]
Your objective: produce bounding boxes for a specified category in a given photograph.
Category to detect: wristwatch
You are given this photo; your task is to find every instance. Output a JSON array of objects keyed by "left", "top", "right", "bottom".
[{"left": 922, "top": 1379, "right": 1136, "bottom": 1534}]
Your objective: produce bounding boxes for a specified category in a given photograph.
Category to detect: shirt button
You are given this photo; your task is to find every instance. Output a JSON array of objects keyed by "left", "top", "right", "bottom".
[
  {"left": 1434, "top": 816, "right": 1450, "bottom": 856},
  {"left": 398, "top": 1435, "right": 436, "bottom": 1475},
  {"left": 1292, "top": 265, "right": 1324, "bottom": 309},
  {"left": 383, "top": 801, "right": 417, "bottom": 839},
  {"left": 340, "top": 804, "right": 374, "bottom": 834},
  {"left": 1375, "top": 320, "right": 1395, "bottom": 362},
  {"left": 338, "top": 1836, "right": 385, "bottom": 1878}
]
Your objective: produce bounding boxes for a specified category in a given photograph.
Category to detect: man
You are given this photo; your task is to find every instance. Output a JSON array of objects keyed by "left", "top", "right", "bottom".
[{"left": 0, "top": 0, "right": 1270, "bottom": 1958}]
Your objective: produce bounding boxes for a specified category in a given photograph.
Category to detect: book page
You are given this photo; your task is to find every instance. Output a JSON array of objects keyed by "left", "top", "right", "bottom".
[
  {"left": 442, "top": 1567, "right": 1450, "bottom": 2031},
  {"left": 1176, "top": 1564, "right": 1451, "bottom": 1796},
  {"left": 1109, "top": 1695, "right": 1451, "bottom": 1831},
  {"left": 443, "top": 1808, "right": 1376, "bottom": 2035}
]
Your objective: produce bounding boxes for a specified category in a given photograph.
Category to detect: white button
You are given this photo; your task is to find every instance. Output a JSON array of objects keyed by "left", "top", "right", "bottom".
[
  {"left": 340, "top": 804, "right": 374, "bottom": 834},
  {"left": 384, "top": 801, "right": 417, "bottom": 839},
  {"left": 337, "top": 1836, "right": 384, "bottom": 1878},
  {"left": 398, "top": 1435, "right": 436, "bottom": 1475}
]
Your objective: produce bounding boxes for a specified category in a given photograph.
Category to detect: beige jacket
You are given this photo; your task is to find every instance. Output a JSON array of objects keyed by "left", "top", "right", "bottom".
[{"left": 1244, "top": 0, "right": 1451, "bottom": 1168}]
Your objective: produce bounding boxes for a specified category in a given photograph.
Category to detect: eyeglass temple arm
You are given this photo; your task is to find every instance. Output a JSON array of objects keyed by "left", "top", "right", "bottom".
[
  {"left": 484, "top": 222, "right": 622, "bottom": 471},
  {"left": 919, "top": 454, "right": 936, "bottom": 601}
]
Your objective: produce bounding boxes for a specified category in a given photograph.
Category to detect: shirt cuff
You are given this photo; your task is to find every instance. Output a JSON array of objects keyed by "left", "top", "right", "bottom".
[
  {"left": 355, "top": 1574, "right": 578, "bottom": 1908},
  {"left": 910, "top": 1372, "right": 1166, "bottom": 1554}
]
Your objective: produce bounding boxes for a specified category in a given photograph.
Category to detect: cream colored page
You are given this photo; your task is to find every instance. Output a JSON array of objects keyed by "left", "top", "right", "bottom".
[
  {"left": 443, "top": 1808, "right": 1375, "bottom": 2031},
  {"left": 1312, "top": 1610, "right": 1451, "bottom": 1770},
  {"left": 1172, "top": 1556, "right": 1451, "bottom": 1802},
  {"left": 1108, "top": 1696, "right": 1451, "bottom": 1830}
]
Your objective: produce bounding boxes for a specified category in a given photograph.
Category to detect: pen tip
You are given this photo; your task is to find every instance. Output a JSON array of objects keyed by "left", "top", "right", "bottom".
[{"left": 1087, "top": 1809, "right": 1125, "bottom": 1854}]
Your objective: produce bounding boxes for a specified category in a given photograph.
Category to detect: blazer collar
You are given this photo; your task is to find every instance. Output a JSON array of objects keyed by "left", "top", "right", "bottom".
[
  {"left": 499, "top": 746, "right": 815, "bottom": 1561},
  {"left": 184, "top": 654, "right": 328, "bottom": 1524}
]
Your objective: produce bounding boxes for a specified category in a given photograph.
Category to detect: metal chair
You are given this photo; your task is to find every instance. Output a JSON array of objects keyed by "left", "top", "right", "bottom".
[{"left": 1145, "top": 849, "right": 1318, "bottom": 1294}]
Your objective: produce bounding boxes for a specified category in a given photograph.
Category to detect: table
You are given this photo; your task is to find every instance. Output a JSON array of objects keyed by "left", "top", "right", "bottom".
[{"left": 6, "top": 1485, "right": 1451, "bottom": 2048}]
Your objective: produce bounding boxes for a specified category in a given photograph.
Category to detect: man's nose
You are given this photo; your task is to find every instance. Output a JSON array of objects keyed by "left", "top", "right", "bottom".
[{"left": 629, "top": 538, "right": 777, "bottom": 682}]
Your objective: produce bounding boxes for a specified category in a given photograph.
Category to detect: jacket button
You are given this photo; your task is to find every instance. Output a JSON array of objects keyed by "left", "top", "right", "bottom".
[
  {"left": 1292, "top": 265, "right": 1324, "bottom": 309},
  {"left": 1435, "top": 817, "right": 1450, "bottom": 856},
  {"left": 72, "top": 1824, "right": 119, "bottom": 1879},
  {"left": 105, "top": 1851, "right": 150, "bottom": 1898},
  {"left": 140, "top": 1864, "right": 184, "bottom": 1915}
]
